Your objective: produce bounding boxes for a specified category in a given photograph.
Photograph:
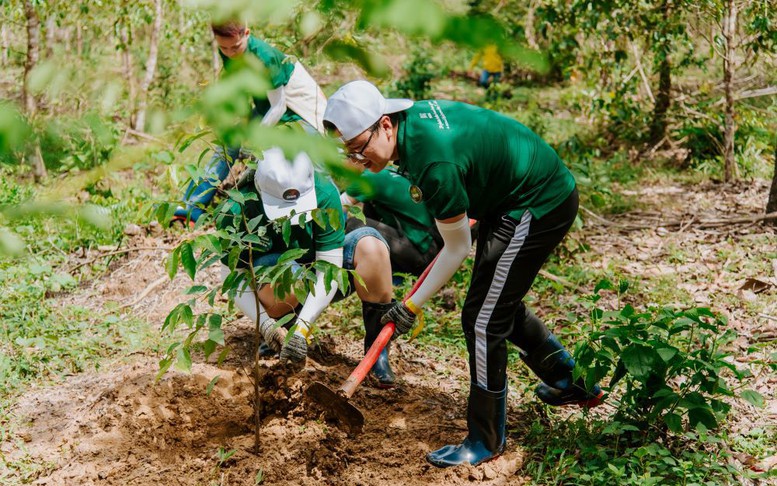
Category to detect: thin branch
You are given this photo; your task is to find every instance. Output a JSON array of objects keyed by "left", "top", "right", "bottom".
[
  {"left": 629, "top": 42, "right": 655, "bottom": 104},
  {"left": 119, "top": 275, "right": 169, "bottom": 309},
  {"left": 69, "top": 246, "right": 174, "bottom": 273}
]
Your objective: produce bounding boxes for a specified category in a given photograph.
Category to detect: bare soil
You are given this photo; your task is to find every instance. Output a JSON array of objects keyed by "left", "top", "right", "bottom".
[{"left": 5, "top": 179, "right": 776, "bottom": 484}]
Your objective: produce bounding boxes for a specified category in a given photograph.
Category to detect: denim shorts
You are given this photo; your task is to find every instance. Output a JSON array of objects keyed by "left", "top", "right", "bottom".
[
  {"left": 251, "top": 226, "right": 388, "bottom": 271},
  {"left": 342, "top": 226, "right": 389, "bottom": 270}
]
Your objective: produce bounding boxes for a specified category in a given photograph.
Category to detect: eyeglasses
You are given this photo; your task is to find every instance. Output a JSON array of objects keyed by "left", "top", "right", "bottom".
[{"left": 346, "top": 125, "right": 379, "bottom": 161}]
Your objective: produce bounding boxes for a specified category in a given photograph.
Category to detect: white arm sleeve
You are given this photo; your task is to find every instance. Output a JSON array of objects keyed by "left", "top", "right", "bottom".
[
  {"left": 261, "top": 85, "right": 287, "bottom": 127},
  {"left": 296, "top": 248, "right": 344, "bottom": 334},
  {"left": 406, "top": 216, "right": 472, "bottom": 308},
  {"left": 340, "top": 191, "right": 356, "bottom": 207}
]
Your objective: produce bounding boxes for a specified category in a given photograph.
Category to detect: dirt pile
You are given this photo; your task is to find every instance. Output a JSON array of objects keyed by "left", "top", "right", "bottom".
[{"left": 10, "top": 336, "right": 526, "bottom": 485}]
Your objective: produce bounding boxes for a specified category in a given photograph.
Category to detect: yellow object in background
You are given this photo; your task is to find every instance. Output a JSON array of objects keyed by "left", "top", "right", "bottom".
[{"left": 470, "top": 44, "right": 504, "bottom": 73}]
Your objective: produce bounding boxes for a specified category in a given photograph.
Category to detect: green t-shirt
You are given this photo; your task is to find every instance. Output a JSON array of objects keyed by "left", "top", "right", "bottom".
[
  {"left": 217, "top": 171, "right": 345, "bottom": 268},
  {"left": 395, "top": 100, "right": 575, "bottom": 221},
  {"left": 345, "top": 167, "right": 437, "bottom": 253},
  {"left": 220, "top": 35, "right": 301, "bottom": 124}
]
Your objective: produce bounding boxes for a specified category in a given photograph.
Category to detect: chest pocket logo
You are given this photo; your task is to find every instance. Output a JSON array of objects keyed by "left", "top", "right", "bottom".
[{"left": 409, "top": 185, "right": 423, "bottom": 203}]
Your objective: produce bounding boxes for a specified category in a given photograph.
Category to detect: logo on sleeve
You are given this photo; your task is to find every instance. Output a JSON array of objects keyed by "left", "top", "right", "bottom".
[{"left": 409, "top": 185, "right": 423, "bottom": 203}]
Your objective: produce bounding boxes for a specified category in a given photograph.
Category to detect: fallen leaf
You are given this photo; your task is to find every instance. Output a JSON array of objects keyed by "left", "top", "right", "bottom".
[{"left": 739, "top": 278, "right": 772, "bottom": 294}]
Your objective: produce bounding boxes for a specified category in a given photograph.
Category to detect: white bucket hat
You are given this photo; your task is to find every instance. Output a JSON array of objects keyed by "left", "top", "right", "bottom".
[
  {"left": 323, "top": 80, "right": 413, "bottom": 141},
  {"left": 254, "top": 147, "right": 317, "bottom": 224}
]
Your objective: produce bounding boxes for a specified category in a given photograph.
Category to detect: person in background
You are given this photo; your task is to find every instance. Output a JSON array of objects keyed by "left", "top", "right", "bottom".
[
  {"left": 173, "top": 20, "right": 327, "bottom": 226},
  {"left": 323, "top": 80, "right": 604, "bottom": 468},
  {"left": 469, "top": 44, "right": 503, "bottom": 89},
  {"left": 339, "top": 164, "right": 442, "bottom": 280}
]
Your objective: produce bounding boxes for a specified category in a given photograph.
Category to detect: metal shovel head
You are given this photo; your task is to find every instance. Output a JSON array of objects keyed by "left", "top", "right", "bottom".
[{"left": 306, "top": 381, "right": 364, "bottom": 434}]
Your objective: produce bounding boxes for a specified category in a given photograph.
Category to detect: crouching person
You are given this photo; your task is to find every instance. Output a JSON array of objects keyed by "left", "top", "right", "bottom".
[{"left": 216, "top": 148, "right": 398, "bottom": 386}]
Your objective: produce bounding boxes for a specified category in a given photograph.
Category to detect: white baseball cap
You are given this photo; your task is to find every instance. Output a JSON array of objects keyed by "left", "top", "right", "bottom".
[
  {"left": 254, "top": 147, "right": 317, "bottom": 224},
  {"left": 323, "top": 80, "right": 413, "bottom": 141}
]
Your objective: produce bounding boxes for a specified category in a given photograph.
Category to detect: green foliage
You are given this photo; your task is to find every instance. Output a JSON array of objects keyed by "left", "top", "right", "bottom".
[
  {"left": 391, "top": 50, "right": 436, "bottom": 100},
  {"left": 574, "top": 279, "right": 749, "bottom": 434},
  {"left": 522, "top": 416, "right": 743, "bottom": 485}
]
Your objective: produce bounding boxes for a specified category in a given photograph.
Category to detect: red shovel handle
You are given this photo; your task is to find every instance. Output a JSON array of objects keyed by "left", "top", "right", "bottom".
[
  {"left": 340, "top": 322, "right": 395, "bottom": 398},
  {"left": 338, "top": 254, "right": 440, "bottom": 398}
]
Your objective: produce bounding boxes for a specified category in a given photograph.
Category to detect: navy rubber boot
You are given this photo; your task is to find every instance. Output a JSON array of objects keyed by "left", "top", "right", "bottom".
[
  {"left": 426, "top": 383, "right": 507, "bottom": 468},
  {"left": 521, "top": 334, "right": 603, "bottom": 408},
  {"left": 362, "top": 301, "right": 397, "bottom": 388}
]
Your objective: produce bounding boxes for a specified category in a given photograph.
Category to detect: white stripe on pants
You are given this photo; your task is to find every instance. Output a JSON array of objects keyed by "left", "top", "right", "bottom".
[{"left": 473, "top": 211, "right": 533, "bottom": 388}]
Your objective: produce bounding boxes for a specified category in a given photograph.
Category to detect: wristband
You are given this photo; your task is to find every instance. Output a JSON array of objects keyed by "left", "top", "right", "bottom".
[
  {"left": 405, "top": 299, "right": 423, "bottom": 316},
  {"left": 404, "top": 299, "right": 426, "bottom": 341}
]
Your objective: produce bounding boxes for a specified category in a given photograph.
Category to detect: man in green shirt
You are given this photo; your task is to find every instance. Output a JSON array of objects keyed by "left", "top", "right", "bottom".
[
  {"left": 174, "top": 20, "right": 327, "bottom": 225},
  {"left": 323, "top": 80, "right": 603, "bottom": 467},
  {"left": 340, "top": 166, "right": 442, "bottom": 278},
  {"left": 217, "top": 147, "right": 395, "bottom": 375}
]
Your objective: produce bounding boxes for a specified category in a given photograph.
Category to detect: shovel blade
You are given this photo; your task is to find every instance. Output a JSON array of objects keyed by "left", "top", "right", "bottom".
[{"left": 306, "top": 382, "right": 364, "bottom": 434}]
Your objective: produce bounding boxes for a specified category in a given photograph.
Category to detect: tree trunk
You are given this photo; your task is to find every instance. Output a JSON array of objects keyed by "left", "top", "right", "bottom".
[
  {"left": 525, "top": 0, "right": 539, "bottom": 50},
  {"left": 722, "top": 0, "right": 738, "bottom": 182},
  {"left": 23, "top": 0, "right": 41, "bottom": 115},
  {"left": 45, "top": 15, "right": 56, "bottom": 58},
  {"left": 649, "top": 0, "right": 673, "bottom": 146},
  {"left": 767, "top": 143, "right": 777, "bottom": 224},
  {"left": 134, "top": 0, "right": 163, "bottom": 132},
  {"left": 76, "top": 21, "right": 83, "bottom": 57},
  {"left": 120, "top": 21, "right": 136, "bottom": 129},
  {"left": 31, "top": 142, "right": 47, "bottom": 182},
  {"left": 211, "top": 38, "right": 220, "bottom": 81},
  {"left": 1, "top": 23, "right": 9, "bottom": 66}
]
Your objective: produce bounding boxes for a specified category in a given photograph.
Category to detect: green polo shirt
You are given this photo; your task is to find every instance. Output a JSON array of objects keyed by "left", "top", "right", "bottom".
[
  {"left": 395, "top": 100, "right": 575, "bottom": 221},
  {"left": 220, "top": 35, "right": 301, "bottom": 124},
  {"left": 217, "top": 171, "right": 345, "bottom": 268},
  {"left": 345, "top": 167, "right": 437, "bottom": 253}
]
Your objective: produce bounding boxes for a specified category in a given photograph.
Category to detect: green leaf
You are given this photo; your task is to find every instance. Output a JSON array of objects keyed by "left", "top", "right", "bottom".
[
  {"left": 312, "top": 209, "right": 327, "bottom": 229},
  {"left": 278, "top": 248, "right": 307, "bottom": 265},
  {"left": 688, "top": 407, "right": 718, "bottom": 430},
  {"left": 323, "top": 40, "right": 389, "bottom": 77},
  {"left": 175, "top": 347, "right": 192, "bottom": 373},
  {"left": 203, "top": 339, "right": 217, "bottom": 359},
  {"left": 247, "top": 214, "right": 265, "bottom": 232},
  {"left": 177, "top": 129, "right": 211, "bottom": 153},
  {"left": 664, "top": 413, "right": 683, "bottom": 433},
  {"left": 327, "top": 208, "right": 342, "bottom": 230},
  {"left": 740, "top": 390, "right": 765, "bottom": 408},
  {"left": 594, "top": 279, "right": 614, "bottom": 293},
  {"left": 156, "top": 356, "right": 174, "bottom": 382},
  {"left": 185, "top": 285, "right": 208, "bottom": 295},
  {"left": 181, "top": 242, "right": 197, "bottom": 280},
  {"left": 226, "top": 189, "right": 245, "bottom": 205},
  {"left": 621, "top": 344, "right": 661, "bottom": 380},
  {"left": 166, "top": 247, "right": 180, "bottom": 280},
  {"left": 209, "top": 325, "right": 225, "bottom": 345},
  {"left": 656, "top": 345, "right": 679, "bottom": 363},
  {"left": 206, "top": 375, "right": 220, "bottom": 396},
  {"left": 282, "top": 219, "right": 291, "bottom": 246}
]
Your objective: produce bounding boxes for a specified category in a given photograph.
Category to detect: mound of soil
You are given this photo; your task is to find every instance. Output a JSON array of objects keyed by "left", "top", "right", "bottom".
[{"left": 10, "top": 335, "right": 527, "bottom": 485}]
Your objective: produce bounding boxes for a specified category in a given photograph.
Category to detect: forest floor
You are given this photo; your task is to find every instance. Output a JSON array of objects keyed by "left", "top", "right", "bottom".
[{"left": 3, "top": 176, "right": 776, "bottom": 485}]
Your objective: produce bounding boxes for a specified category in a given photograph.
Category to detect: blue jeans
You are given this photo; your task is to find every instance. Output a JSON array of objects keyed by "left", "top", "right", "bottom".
[
  {"left": 252, "top": 226, "right": 388, "bottom": 272},
  {"left": 478, "top": 70, "right": 501, "bottom": 88},
  {"left": 251, "top": 227, "right": 389, "bottom": 299},
  {"left": 174, "top": 146, "right": 242, "bottom": 222}
]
